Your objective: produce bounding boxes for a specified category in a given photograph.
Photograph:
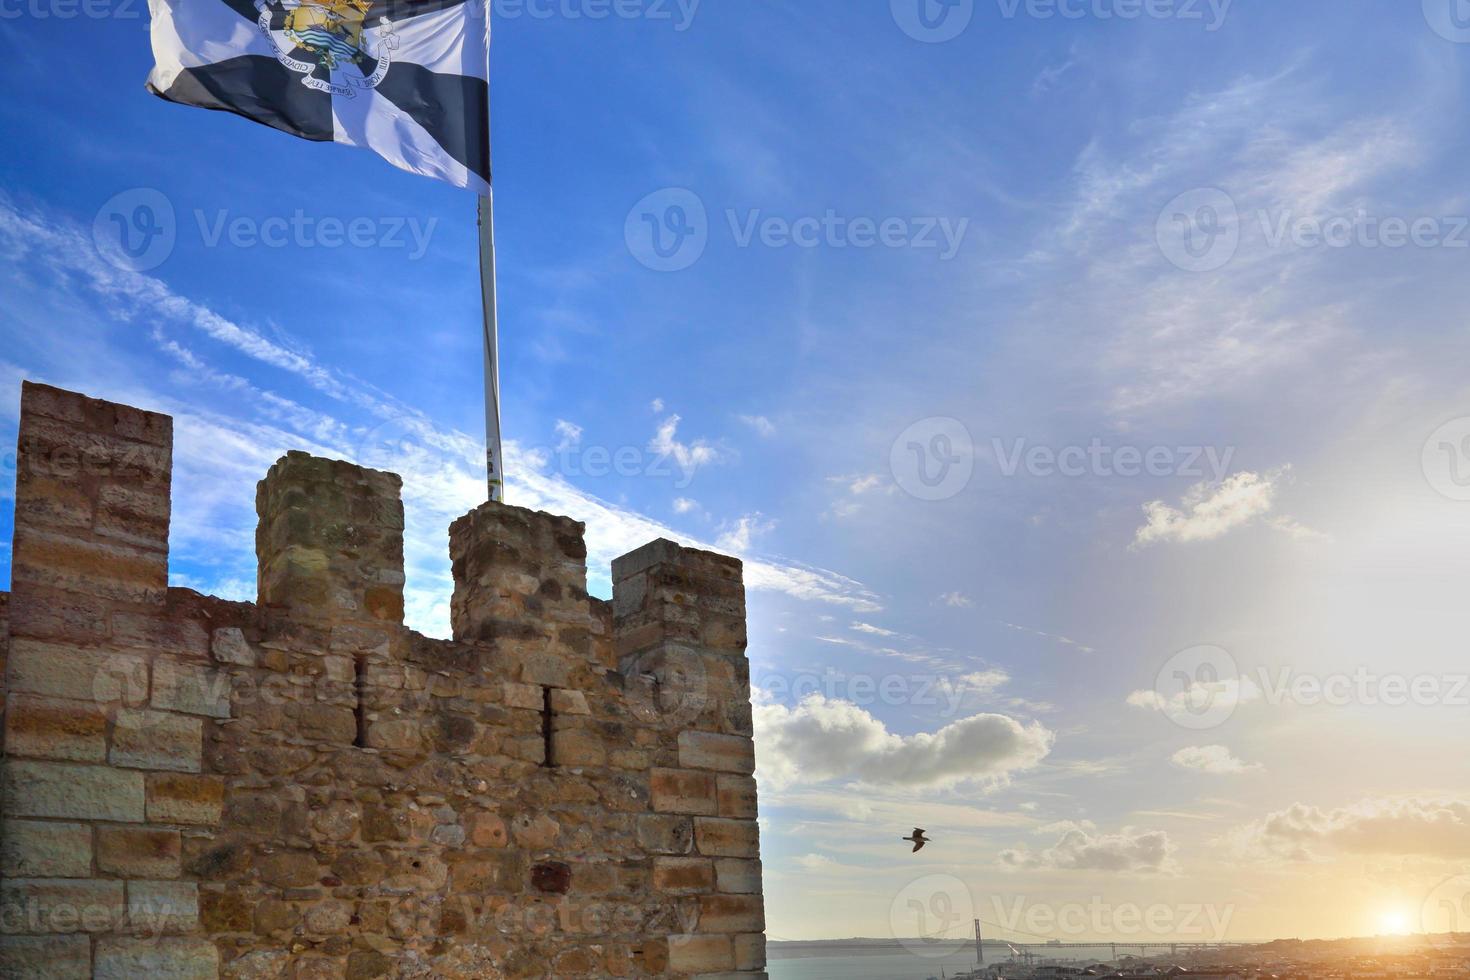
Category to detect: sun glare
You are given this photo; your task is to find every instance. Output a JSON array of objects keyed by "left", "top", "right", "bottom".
[{"left": 1378, "top": 909, "right": 1412, "bottom": 936}]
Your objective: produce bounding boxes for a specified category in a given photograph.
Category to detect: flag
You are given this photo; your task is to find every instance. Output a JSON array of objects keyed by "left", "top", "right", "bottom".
[{"left": 146, "top": 0, "right": 489, "bottom": 192}]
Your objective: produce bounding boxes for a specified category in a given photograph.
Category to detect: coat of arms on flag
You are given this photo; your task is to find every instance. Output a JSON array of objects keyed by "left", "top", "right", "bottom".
[{"left": 146, "top": 0, "right": 489, "bottom": 191}]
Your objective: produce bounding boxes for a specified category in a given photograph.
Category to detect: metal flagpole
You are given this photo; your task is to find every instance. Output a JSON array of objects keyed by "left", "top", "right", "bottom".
[{"left": 477, "top": 190, "right": 504, "bottom": 503}]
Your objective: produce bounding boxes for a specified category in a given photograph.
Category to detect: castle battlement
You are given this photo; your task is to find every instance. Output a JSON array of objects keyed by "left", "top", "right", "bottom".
[{"left": 0, "top": 382, "right": 767, "bottom": 979}]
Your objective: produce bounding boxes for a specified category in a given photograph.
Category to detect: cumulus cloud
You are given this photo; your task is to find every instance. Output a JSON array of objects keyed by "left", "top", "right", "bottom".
[
  {"left": 1134, "top": 470, "right": 1299, "bottom": 547},
  {"left": 649, "top": 414, "right": 727, "bottom": 482},
  {"left": 754, "top": 694, "right": 1053, "bottom": 791},
  {"left": 1000, "top": 822, "right": 1179, "bottom": 874},
  {"left": 1231, "top": 798, "right": 1470, "bottom": 862},
  {"left": 553, "top": 419, "right": 583, "bottom": 450},
  {"left": 1170, "top": 745, "right": 1262, "bottom": 775},
  {"left": 672, "top": 497, "right": 699, "bottom": 515},
  {"left": 1127, "top": 674, "right": 1263, "bottom": 718},
  {"left": 716, "top": 513, "right": 775, "bottom": 553}
]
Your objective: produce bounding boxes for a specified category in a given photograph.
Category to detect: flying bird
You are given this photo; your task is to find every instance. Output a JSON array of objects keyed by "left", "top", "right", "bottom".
[{"left": 903, "top": 828, "right": 931, "bottom": 852}]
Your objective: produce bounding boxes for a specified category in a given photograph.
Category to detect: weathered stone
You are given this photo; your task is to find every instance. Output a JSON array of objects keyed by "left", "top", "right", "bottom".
[
  {"left": 678, "top": 731, "right": 756, "bottom": 774},
  {"left": 637, "top": 814, "right": 694, "bottom": 855},
  {"left": 94, "top": 937, "right": 219, "bottom": 979},
  {"left": 97, "top": 825, "right": 182, "bottom": 878},
  {"left": 4, "top": 694, "right": 108, "bottom": 762},
  {"left": 695, "top": 817, "right": 761, "bottom": 859},
  {"left": 6, "top": 641, "right": 148, "bottom": 708},
  {"left": 3, "top": 760, "right": 145, "bottom": 822},
  {"left": 0, "top": 878, "right": 125, "bottom": 933},
  {"left": 146, "top": 773, "right": 224, "bottom": 825},
  {"left": 0, "top": 385, "right": 767, "bottom": 979},
  {"left": 653, "top": 856, "right": 716, "bottom": 895},
  {"left": 127, "top": 880, "right": 199, "bottom": 933},
  {"left": 717, "top": 774, "right": 759, "bottom": 819},
  {"left": 152, "top": 659, "right": 232, "bottom": 719},
  {"left": 0, "top": 934, "right": 91, "bottom": 979},
  {"left": 735, "top": 932, "right": 767, "bottom": 970},
  {"left": 0, "top": 821, "right": 93, "bottom": 878},
  {"left": 651, "top": 768, "right": 719, "bottom": 815},
  {"left": 110, "top": 709, "right": 203, "bottom": 772},
  {"left": 211, "top": 627, "right": 257, "bottom": 666},
  {"left": 715, "top": 858, "right": 763, "bottom": 895},
  {"left": 697, "top": 893, "right": 766, "bottom": 933},
  {"left": 668, "top": 933, "right": 734, "bottom": 973}
]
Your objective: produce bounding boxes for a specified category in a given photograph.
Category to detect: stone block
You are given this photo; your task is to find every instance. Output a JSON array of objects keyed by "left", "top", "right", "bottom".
[
  {"left": 697, "top": 894, "right": 766, "bottom": 934},
  {"left": 0, "top": 935, "right": 91, "bottom": 979},
  {"left": 6, "top": 640, "right": 148, "bottom": 707},
  {"left": 152, "top": 659, "right": 232, "bottom": 719},
  {"left": 0, "top": 878, "right": 125, "bottom": 933},
  {"left": 94, "top": 937, "right": 219, "bottom": 979},
  {"left": 678, "top": 731, "right": 756, "bottom": 774},
  {"left": 146, "top": 773, "right": 224, "bottom": 825},
  {"left": 111, "top": 709, "right": 203, "bottom": 772},
  {"left": 127, "top": 880, "right": 199, "bottom": 934},
  {"left": 717, "top": 774, "right": 759, "bottom": 819},
  {"left": 97, "top": 826, "right": 182, "bottom": 878},
  {"left": 652, "top": 857, "right": 715, "bottom": 895},
  {"left": 715, "top": 859, "right": 763, "bottom": 895},
  {"left": 695, "top": 818, "right": 761, "bottom": 859},
  {"left": 735, "top": 932, "right": 767, "bottom": 970},
  {"left": 211, "top": 628, "right": 256, "bottom": 666},
  {"left": 651, "top": 768, "right": 719, "bottom": 816},
  {"left": 4, "top": 694, "right": 108, "bottom": 762},
  {"left": 3, "top": 760, "right": 145, "bottom": 822},
  {"left": 637, "top": 814, "right": 694, "bottom": 855},
  {"left": 0, "top": 821, "right": 92, "bottom": 878},
  {"left": 667, "top": 933, "right": 734, "bottom": 973}
]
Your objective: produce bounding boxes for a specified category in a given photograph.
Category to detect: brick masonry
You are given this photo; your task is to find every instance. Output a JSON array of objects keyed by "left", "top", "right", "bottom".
[{"left": 0, "top": 383, "right": 767, "bottom": 979}]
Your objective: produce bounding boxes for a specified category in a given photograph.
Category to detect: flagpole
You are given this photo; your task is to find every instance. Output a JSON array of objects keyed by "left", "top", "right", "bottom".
[{"left": 477, "top": 190, "right": 504, "bottom": 503}]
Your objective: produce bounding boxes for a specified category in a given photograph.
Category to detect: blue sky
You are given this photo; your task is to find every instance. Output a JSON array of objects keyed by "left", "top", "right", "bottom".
[{"left": 5, "top": 0, "right": 1470, "bottom": 943}]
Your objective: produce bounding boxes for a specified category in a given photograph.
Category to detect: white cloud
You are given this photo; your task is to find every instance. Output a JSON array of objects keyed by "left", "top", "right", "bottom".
[
  {"left": 672, "top": 497, "right": 699, "bottom": 515},
  {"left": 0, "top": 196, "right": 885, "bottom": 633},
  {"left": 553, "top": 419, "right": 583, "bottom": 450},
  {"left": 1127, "top": 674, "right": 1263, "bottom": 718},
  {"left": 716, "top": 513, "right": 775, "bottom": 554},
  {"left": 1132, "top": 469, "right": 1322, "bottom": 548},
  {"left": 1000, "top": 823, "right": 1179, "bottom": 874},
  {"left": 1002, "top": 621, "right": 1095, "bottom": 654},
  {"left": 739, "top": 414, "right": 776, "bottom": 437},
  {"left": 754, "top": 693, "right": 1053, "bottom": 791},
  {"left": 1170, "top": 745, "right": 1262, "bottom": 775},
  {"left": 1231, "top": 798, "right": 1470, "bottom": 863},
  {"left": 649, "top": 414, "right": 728, "bottom": 482},
  {"left": 649, "top": 397, "right": 665, "bottom": 413},
  {"left": 938, "top": 592, "right": 974, "bottom": 608},
  {"left": 850, "top": 621, "right": 897, "bottom": 637}
]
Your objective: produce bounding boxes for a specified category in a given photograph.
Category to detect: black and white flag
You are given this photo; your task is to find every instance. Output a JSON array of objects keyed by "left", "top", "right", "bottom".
[{"left": 147, "top": 0, "right": 489, "bottom": 192}]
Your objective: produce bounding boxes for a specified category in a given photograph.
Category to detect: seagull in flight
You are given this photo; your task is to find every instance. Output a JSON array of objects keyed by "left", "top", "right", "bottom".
[{"left": 903, "top": 828, "right": 931, "bottom": 852}]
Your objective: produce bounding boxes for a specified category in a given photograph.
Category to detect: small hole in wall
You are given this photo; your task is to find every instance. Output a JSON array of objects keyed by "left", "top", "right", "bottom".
[
  {"left": 541, "top": 686, "right": 556, "bottom": 768},
  {"left": 354, "top": 655, "right": 369, "bottom": 749}
]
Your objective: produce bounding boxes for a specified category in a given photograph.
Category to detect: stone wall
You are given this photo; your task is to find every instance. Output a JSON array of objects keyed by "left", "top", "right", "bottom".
[{"left": 0, "top": 382, "right": 767, "bottom": 979}]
